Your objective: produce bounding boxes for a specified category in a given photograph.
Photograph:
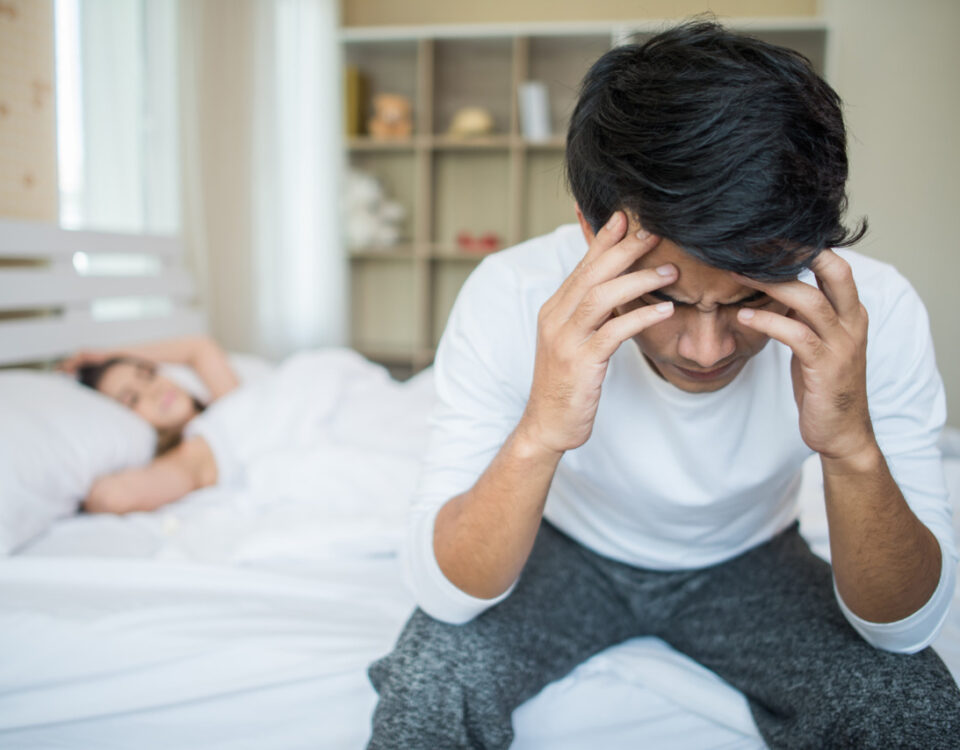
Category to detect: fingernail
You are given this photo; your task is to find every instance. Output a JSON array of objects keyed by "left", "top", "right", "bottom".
[
  {"left": 655, "top": 302, "right": 673, "bottom": 314},
  {"left": 656, "top": 264, "right": 675, "bottom": 277},
  {"left": 606, "top": 213, "right": 620, "bottom": 229},
  {"left": 636, "top": 229, "right": 650, "bottom": 240},
  {"left": 738, "top": 308, "right": 755, "bottom": 321}
]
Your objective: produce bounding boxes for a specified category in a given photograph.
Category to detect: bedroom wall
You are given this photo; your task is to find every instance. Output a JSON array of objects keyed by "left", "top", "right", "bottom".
[
  {"left": 0, "top": 0, "right": 57, "bottom": 222},
  {"left": 179, "top": 0, "right": 260, "bottom": 355},
  {"left": 822, "top": 0, "right": 960, "bottom": 429}
]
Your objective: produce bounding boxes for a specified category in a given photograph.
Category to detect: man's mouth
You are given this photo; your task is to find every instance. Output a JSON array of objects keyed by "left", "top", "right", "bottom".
[{"left": 673, "top": 360, "right": 738, "bottom": 381}]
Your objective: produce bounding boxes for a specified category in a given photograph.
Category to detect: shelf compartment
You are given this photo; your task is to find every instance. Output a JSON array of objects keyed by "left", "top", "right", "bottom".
[
  {"left": 432, "top": 150, "right": 511, "bottom": 248},
  {"left": 350, "top": 259, "right": 418, "bottom": 355},
  {"left": 346, "top": 40, "right": 419, "bottom": 137},
  {"left": 525, "top": 35, "right": 611, "bottom": 138},
  {"left": 430, "top": 260, "right": 479, "bottom": 348},
  {"left": 349, "top": 151, "right": 418, "bottom": 244},
  {"left": 523, "top": 150, "right": 576, "bottom": 240},
  {"left": 433, "top": 37, "right": 514, "bottom": 137}
]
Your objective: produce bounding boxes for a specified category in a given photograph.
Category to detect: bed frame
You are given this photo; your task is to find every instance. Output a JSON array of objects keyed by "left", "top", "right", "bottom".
[{"left": 0, "top": 218, "right": 205, "bottom": 367}]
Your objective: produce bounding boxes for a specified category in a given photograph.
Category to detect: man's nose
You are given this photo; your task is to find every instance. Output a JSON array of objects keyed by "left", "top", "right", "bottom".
[{"left": 677, "top": 311, "right": 736, "bottom": 369}]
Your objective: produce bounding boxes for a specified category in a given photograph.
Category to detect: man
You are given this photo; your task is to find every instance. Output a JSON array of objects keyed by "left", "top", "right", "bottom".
[{"left": 367, "top": 20, "right": 960, "bottom": 748}]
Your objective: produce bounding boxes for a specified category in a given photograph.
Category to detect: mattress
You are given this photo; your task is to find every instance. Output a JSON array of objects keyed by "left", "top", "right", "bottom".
[{"left": 1, "top": 356, "right": 957, "bottom": 749}]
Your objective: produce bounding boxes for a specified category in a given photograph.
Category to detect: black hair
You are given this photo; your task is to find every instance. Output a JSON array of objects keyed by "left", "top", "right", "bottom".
[
  {"left": 565, "top": 18, "right": 866, "bottom": 279},
  {"left": 77, "top": 356, "right": 141, "bottom": 391}
]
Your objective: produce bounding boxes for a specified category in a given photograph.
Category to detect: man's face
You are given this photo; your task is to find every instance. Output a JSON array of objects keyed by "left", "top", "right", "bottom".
[{"left": 579, "top": 213, "right": 790, "bottom": 393}]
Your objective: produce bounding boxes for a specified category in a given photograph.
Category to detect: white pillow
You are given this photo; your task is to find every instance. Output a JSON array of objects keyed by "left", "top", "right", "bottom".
[
  {"left": 0, "top": 371, "right": 156, "bottom": 554},
  {"left": 159, "top": 353, "right": 275, "bottom": 404}
]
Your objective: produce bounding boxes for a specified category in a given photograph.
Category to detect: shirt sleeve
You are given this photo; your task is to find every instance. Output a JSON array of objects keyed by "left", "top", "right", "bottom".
[
  {"left": 402, "top": 257, "right": 535, "bottom": 624},
  {"left": 834, "top": 265, "right": 957, "bottom": 652}
]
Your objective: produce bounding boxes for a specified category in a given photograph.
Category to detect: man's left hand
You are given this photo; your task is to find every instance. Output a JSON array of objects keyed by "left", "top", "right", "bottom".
[{"left": 734, "top": 250, "right": 876, "bottom": 464}]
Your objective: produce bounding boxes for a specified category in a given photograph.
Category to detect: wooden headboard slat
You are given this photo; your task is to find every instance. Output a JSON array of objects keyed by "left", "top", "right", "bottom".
[
  {"left": 0, "top": 309, "right": 207, "bottom": 367},
  {"left": 0, "top": 268, "right": 195, "bottom": 311},
  {"left": 0, "top": 219, "right": 181, "bottom": 259}
]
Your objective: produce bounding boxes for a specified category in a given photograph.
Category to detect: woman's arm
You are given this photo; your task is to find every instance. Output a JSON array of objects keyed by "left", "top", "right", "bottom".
[
  {"left": 83, "top": 436, "right": 218, "bottom": 514},
  {"left": 62, "top": 335, "right": 240, "bottom": 401}
]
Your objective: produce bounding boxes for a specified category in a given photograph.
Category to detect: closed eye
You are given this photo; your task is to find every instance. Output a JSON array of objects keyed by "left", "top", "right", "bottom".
[
  {"left": 644, "top": 289, "right": 771, "bottom": 308},
  {"left": 136, "top": 362, "right": 156, "bottom": 381}
]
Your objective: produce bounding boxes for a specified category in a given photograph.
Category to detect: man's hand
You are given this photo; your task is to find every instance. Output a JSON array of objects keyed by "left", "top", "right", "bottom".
[
  {"left": 735, "top": 251, "right": 944, "bottom": 623},
  {"left": 734, "top": 250, "right": 875, "bottom": 464},
  {"left": 519, "top": 211, "right": 677, "bottom": 456}
]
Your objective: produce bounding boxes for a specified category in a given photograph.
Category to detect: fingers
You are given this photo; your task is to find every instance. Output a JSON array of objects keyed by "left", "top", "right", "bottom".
[
  {"left": 570, "top": 265, "right": 677, "bottom": 331},
  {"left": 809, "top": 250, "right": 862, "bottom": 321},
  {"left": 590, "top": 301, "right": 674, "bottom": 361},
  {"left": 733, "top": 272, "right": 843, "bottom": 341},
  {"left": 555, "top": 213, "right": 663, "bottom": 320},
  {"left": 737, "top": 307, "right": 825, "bottom": 366}
]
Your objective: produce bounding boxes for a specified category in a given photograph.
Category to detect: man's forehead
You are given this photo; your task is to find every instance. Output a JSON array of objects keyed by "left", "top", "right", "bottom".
[{"left": 634, "top": 238, "right": 752, "bottom": 303}]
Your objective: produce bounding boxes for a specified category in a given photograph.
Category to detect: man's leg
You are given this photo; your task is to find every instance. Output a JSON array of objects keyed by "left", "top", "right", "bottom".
[
  {"left": 367, "top": 522, "right": 638, "bottom": 750},
  {"left": 661, "top": 524, "right": 960, "bottom": 749}
]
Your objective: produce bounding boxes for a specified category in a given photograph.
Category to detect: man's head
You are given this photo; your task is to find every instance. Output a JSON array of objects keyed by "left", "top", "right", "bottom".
[
  {"left": 567, "top": 20, "right": 865, "bottom": 392},
  {"left": 566, "top": 19, "right": 865, "bottom": 281}
]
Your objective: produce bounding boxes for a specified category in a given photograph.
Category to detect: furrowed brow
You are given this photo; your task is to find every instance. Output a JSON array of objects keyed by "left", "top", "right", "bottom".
[{"left": 647, "top": 289, "right": 768, "bottom": 306}]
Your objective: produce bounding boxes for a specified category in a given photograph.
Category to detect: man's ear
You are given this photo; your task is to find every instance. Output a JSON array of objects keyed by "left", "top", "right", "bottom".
[{"left": 574, "top": 203, "right": 596, "bottom": 245}]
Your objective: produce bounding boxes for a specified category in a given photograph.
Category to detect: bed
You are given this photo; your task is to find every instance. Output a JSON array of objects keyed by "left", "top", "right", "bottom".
[{"left": 1, "top": 220, "right": 957, "bottom": 749}]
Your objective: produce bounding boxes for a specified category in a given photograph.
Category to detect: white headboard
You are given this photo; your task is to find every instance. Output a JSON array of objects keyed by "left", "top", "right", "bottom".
[{"left": 0, "top": 219, "right": 206, "bottom": 367}]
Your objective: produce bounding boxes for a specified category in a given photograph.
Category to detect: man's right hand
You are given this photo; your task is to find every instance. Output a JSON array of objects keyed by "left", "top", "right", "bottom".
[{"left": 519, "top": 211, "right": 677, "bottom": 456}]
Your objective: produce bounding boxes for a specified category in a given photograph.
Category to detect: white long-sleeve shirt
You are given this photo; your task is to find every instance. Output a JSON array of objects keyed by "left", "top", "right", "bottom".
[{"left": 404, "top": 224, "right": 956, "bottom": 653}]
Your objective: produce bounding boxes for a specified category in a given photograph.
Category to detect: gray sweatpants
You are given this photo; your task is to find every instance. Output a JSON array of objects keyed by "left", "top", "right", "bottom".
[{"left": 368, "top": 521, "right": 960, "bottom": 749}]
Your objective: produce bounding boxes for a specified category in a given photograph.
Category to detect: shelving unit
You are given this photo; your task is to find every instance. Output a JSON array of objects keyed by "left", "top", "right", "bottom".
[{"left": 342, "top": 20, "right": 827, "bottom": 375}]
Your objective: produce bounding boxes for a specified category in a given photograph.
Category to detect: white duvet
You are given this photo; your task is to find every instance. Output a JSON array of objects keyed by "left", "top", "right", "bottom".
[{"left": 1, "top": 351, "right": 957, "bottom": 749}]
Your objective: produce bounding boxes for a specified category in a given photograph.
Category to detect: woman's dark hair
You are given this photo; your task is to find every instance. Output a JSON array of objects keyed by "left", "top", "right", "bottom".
[
  {"left": 77, "top": 356, "right": 137, "bottom": 391},
  {"left": 565, "top": 19, "right": 866, "bottom": 279}
]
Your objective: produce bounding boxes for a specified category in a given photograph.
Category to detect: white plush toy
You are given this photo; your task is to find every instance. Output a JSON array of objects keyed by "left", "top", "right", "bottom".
[{"left": 345, "top": 168, "right": 407, "bottom": 250}]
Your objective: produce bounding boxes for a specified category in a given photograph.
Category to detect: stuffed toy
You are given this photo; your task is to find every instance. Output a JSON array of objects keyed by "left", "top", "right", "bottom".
[
  {"left": 344, "top": 168, "right": 406, "bottom": 250},
  {"left": 368, "top": 93, "right": 413, "bottom": 140}
]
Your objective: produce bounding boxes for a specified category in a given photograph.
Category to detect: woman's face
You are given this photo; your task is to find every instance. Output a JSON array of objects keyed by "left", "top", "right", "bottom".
[{"left": 97, "top": 360, "right": 198, "bottom": 432}]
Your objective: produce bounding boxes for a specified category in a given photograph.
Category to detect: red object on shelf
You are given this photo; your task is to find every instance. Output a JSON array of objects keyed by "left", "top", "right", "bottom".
[
  {"left": 456, "top": 231, "right": 474, "bottom": 251},
  {"left": 456, "top": 231, "right": 502, "bottom": 254}
]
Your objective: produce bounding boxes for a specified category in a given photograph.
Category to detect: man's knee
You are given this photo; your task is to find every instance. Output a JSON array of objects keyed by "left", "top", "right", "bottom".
[
  {"left": 815, "top": 647, "right": 960, "bottom": 747},
  {"left": 368, "top": 609, "right": 516, "bottom": 750}
]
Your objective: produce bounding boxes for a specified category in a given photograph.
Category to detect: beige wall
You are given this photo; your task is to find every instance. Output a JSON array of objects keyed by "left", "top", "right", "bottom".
[
  {"left": 0, "top": 0, "right": 57, "bottom": 222},
  {"left": 822, "top": 0, "right": 960, "bottom": 426},
  {"left": 179, "top": 0, "right": 259, "bottom": 354},
  {"left": 341, "top": 0, "right": 816, "bottom": 26}
]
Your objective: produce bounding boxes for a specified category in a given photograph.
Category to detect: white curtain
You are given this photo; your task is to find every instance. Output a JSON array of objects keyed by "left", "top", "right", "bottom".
[{"left": 251, "top": 0, "right": 346, "bottom": 358}]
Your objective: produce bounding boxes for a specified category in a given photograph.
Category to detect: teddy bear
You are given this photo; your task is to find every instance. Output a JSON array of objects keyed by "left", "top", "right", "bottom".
[{"left": 367, "top": 93, "right": 413, "bottom": 140}]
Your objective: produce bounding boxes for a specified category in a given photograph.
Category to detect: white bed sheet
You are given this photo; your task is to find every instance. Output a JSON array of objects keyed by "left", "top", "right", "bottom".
[{"left": 1, "top": 351, "right": 958, "bottom": 750}]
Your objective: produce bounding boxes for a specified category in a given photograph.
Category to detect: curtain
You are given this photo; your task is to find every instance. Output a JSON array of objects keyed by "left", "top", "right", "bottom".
[
  {"left": 252, "top": 0, "right": 346, "bottom": 358},
  {"left": 179, "top": 0, "right": 345, "bottom": 359}
]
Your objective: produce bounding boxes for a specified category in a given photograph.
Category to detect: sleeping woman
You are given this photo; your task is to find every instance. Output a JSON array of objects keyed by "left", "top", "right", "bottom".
[
  {"left": 59, "top": 336, "right": 239, "bottom": 514},
  {"left": 60, "top": 337, "right": 434, "bottom": 516}
]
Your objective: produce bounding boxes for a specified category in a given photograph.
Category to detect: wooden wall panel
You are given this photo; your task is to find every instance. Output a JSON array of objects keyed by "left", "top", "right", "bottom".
[{"left": 0, "top": 0, "right": 57, "bottom": 222}]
